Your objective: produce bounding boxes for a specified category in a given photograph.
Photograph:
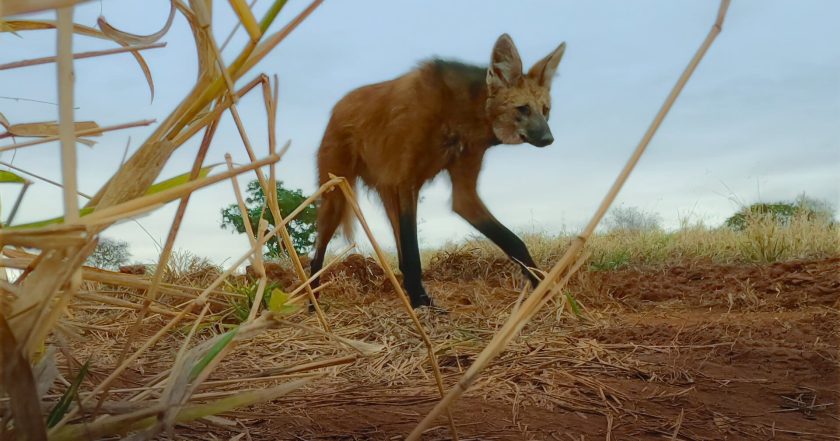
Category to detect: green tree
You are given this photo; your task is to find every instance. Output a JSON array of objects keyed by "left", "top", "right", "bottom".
[
  {"left": 725, "top": 194, "right": 836, "bottom": 231},
  {"left": 220, "top": 180, "right": 316, "bottom": 257},
  {"left": 86, "top": 237, "right": 131, "bottom": 270}
]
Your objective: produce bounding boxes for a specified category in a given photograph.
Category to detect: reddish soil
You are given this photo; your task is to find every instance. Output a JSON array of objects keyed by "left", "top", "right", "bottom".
[
  {"left": 322, "top": 253, "right": 386, "bottom": 292},
  {"left": 184, "top": 258, "right": 839, "bottom": 440}
]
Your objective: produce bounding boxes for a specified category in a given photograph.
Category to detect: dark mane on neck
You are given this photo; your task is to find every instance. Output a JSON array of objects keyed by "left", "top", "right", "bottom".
[{"left": 425, "top": 58, "right": 487, "bottom": 99}]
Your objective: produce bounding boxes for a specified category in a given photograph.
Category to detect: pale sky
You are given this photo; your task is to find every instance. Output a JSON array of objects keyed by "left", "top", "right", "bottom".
[{"left": 1, "top": 0, "right": 838, "bottom": 265}]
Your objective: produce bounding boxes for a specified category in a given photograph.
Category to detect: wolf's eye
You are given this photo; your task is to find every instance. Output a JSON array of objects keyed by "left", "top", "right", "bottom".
[{"left": 516, "top": 105, "right": 531, "bottom": 116}]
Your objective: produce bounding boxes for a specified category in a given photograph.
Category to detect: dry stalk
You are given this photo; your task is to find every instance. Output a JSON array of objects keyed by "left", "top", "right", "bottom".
[
  {"left": 0, "top": 42, "right": 166, "bottom": 71},
  {"left": 0, "top": 225, "right": 87, "bottom": 249},
  {"left": 0, "top": 0, "right": 86, "bottom": 17},
  {"left": 158, "top": 300, "right": 215, "bottom": 431},
  {"left": 333, "top": 177, "right": 459, "bottom": 441},
  {"left": 540, "top": 250, "right": 592, "bottom": 314},
  {"left": 54, "top": 177, "right": 316, "bottom": 430},
  {"left": 169, "top": 74, "right": 267, "bottom": 149},
  {"left": 224, "top": 153, "right": 268, "bottom": 322},
  {"left": 287, "top": 242, "right": 356, "bottom": 301},
  {"left": 4, "top": 2, "right": 329, "bottom": 436},
  {"left": 195, "top": 0, "right": 238, "bottom": 100},
  {"left": 57, "top": 5, "right": 78, "bottom": 223},
  {"left": 222, "top": 154, "right": 260, "bottom": 268},
  {"left": 238, "top": 0, "right": 324, "bottom": 75},
  {"left": 80, "top": 151, "right": 283, "bottom": 226},
  {"left": 221, "top": 72, "right": 330, "bottom": 331},
  {"left": 220, "top": 0, "right": 258, "bottom": 51},
  {"left": 228, "top": 0, "right": 261, "bottom": 42},
  {"left": 0, "top": 119, "right": 155, "bottom": 153},
  {"left": 96, "top": 116, "right": 223, "bottom": 415},
  {"left": 263, "top": 85, "right": 331, "bottom": 331},
  {"left": 112, "top": 0, "right": 322, "bottom": 188},
  {"left": 248, "top": 221, "right": 270, "bottom": 321},
  {"left": 407, "top": 1, "right": 731, "bottom": 438},
  {"left": 73, "top": 292, "right": 187, "bottom": 318}
]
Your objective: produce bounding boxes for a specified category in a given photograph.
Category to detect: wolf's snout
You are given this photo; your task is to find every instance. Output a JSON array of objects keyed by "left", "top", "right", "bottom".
[
  {"left": 526, "top": 122, "right": 554, "bottom": 147},
  {"left": 532, "top": 130, "right": 554, "bottom": 147}
]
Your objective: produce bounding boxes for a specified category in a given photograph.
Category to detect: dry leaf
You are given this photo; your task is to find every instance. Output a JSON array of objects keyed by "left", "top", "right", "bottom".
[{"left": 7, "top": 121, "right": 100, "bottom": 138}]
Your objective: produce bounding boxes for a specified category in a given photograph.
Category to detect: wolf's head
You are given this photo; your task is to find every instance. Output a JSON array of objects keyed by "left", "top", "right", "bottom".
[{"left": 485, "top": 34, "right": 566, "bottom": 147}]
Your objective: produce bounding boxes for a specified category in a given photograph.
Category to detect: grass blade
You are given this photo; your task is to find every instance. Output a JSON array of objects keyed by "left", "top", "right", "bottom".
[
  {"left": 6, "top": 207, "right": 95, "bottom": 229},
  {"left": 188, "top": 329, "right": 237, "bottom": 382},
  {"left": 565, "top": 291, "right": 582, "bottom": 318},
  {"left": 49, "top": 376, "right": 317, "bottom": 441},
  {"left": 46, "top": 360, "right": 90, "bottom": 428},
  {"left": 145, "top": 164, "right": 217, "bottom": 195}
]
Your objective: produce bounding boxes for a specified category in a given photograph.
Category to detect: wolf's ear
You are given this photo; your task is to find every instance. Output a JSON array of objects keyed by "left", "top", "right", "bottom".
[
  {"left": 528, "top": 42, "right": 566, "bottom": 88},
  {"left": 487, "top": 33, "right": 523, "bottom": 93}
]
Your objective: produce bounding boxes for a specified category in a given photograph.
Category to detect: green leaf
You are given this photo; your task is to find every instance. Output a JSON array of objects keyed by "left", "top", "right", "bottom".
[
  {"left": 268, "top": 287, "right": 299, "bottom": 315},
  {"left": 189, "top": 329, "right": 237, "bottom": 382},
  {"left": 47, "top": 360, "right": 90, "bottom": 428},
  {"left": 6, "top": 206, "right": 96, "bottom": 230},
  {"left": 145, "top": 165, "right": 217, "bottom": 196},
  {"left": 0, "top": 170, "right": 26, "bottom": 184},
  {"left": 5, "top": 166, "right": 216, "bottom": 230},
  {"left": 565, "top": 291, "right": 582, "bottom": 318},
  {"left": 259, "top": 0, "right": 290, "bottom": 33}
]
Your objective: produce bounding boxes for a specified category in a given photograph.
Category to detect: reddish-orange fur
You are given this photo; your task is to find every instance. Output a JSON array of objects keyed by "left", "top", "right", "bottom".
[{"left": 311, "top": 34, "right": 566, "bottom": 308}]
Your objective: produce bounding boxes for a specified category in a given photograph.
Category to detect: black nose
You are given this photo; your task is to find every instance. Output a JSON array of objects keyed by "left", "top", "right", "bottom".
[{"left": 531, "top": 131, "right": 553, "bottom": 147}]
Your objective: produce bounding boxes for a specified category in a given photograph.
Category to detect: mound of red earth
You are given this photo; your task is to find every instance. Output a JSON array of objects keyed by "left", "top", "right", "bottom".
[
  {"left": 322, "top": 253, "right": 386, "bottom": 291},
  {"left": 244, "top": 261, "right": 301, "bottom": 291},
  {"left": 424, "top": 247, "right": 522, "bottom": 286},
  {"left": 118, "top": 264, "right": 147, "bottom": 275},
  {"left": 242, "top": 254, "right": 388, "bottom": 293}
]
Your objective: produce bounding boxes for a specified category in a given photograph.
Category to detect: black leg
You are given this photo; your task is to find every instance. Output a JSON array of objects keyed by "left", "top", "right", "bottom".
[
  {"left": 471, "top": 219, "right": 540, "bottom": 286},
  {"left": 308, "top": 244, "right": 327, "bottom": 313},
  {"left": 396, "top": 194, "right": 434, "bottom": 308},
  {"left": 449, "top": 151, "right": 540, "bottom": 288},
  {"left": 308, "top": 192, "right": 343, "bottom": 312}
]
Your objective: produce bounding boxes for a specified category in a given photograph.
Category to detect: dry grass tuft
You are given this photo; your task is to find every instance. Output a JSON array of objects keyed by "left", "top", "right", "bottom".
[
  {"left": 159, "top": 250, "right": 222, "bottom": 287},
  {"left": 425, "top": 246, "right": 521, "bottom": 287},
  {"left": 426, "top": 213, "right": 839, "bottom": 281},
  {"left": 322, "top": 253, "right": 385, "bottom": 291}
]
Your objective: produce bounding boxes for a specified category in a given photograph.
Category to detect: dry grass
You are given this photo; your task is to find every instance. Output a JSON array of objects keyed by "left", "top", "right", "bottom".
[{"left": 425, "top": 213, "right": 839, "bottom": 283}]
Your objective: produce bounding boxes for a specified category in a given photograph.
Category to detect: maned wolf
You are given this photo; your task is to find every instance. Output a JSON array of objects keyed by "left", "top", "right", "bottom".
[{"left": 311, "top": 33, "right": 566, "bottom": 308}]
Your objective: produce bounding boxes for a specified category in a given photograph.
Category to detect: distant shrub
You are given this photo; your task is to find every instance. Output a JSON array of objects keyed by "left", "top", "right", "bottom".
[
  {"left": 725, "top": 195, "right": 835, "bottom": 231},
  {"left": 603, "top": 206, "right": 662, "bottom": 233},
  {"left": 86, "top": 237, "right": 131, "bottom": 270}
]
